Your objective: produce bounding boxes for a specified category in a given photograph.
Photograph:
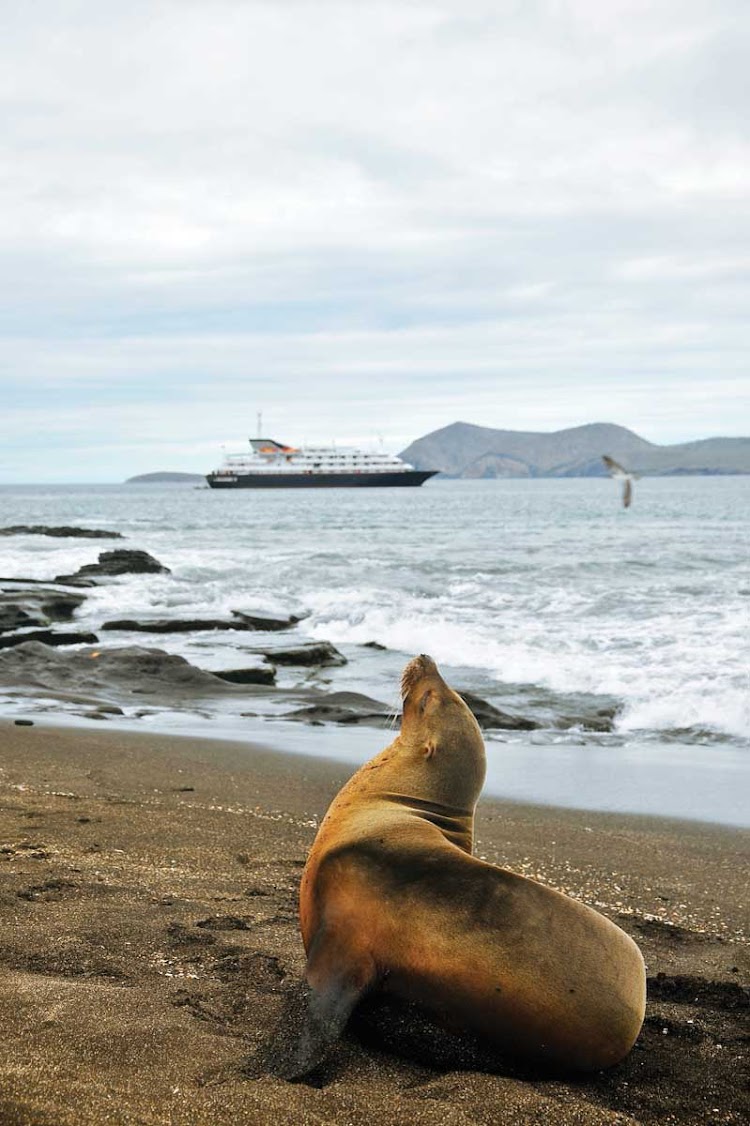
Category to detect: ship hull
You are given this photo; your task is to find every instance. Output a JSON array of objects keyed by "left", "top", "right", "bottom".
[{"left": 206, "top": 470, "right": 436, "bottom": 489}]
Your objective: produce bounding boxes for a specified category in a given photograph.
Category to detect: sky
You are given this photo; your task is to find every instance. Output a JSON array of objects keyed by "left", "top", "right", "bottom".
[{"left": 1, "top": 0, "right": 748, "bottom": 482}]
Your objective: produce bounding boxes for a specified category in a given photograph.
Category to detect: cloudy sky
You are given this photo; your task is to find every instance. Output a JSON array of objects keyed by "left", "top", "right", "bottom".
[{"left": 1, "top": 0, "right": 748, "bottom": 481}]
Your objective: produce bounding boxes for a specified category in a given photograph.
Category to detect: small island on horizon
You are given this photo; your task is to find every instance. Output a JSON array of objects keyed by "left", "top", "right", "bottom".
[{"left": 125, "top": 471, "right": 206, "bottom": 484}]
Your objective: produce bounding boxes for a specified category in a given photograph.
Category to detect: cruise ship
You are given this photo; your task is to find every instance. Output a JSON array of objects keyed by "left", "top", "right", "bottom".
[{"left": 206, "top": 438, "right": 436, "bottom": 489}]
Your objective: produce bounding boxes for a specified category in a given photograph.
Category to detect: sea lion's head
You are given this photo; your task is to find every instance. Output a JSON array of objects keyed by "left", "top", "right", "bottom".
[{"left": 398, "top": 654, "right": 486, "bottom": 806}]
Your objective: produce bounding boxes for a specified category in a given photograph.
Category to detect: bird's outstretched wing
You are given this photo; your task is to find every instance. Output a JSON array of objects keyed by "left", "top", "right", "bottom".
[
  {"left": 602, "top": 455, "right": 627, "bottom": 478},
  {"left": 623, "top": 478, "right": 633, "bottom": 509},
  {"left": 602, "top": 455, "right": 635, "bottom": 508}
]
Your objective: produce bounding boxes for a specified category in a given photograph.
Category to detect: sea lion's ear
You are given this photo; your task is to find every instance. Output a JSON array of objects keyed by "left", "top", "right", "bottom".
[{"left": 423, "top": 739, "right": 437, "bottom": 760}]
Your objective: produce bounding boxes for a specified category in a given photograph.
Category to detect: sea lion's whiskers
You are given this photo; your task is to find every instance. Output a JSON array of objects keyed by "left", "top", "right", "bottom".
[{"left": 386, "top": 695, "right": 402, "bottom": 730}]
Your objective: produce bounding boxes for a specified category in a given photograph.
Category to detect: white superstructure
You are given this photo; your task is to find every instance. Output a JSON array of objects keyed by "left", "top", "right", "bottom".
[{"left": 217, "top": 440, "right": 414, "bottom": 476}]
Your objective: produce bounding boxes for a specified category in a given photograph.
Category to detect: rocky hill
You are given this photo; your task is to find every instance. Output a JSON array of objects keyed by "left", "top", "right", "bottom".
[{"left": 399, "top": 423, "right": 750, "bottom": 478}]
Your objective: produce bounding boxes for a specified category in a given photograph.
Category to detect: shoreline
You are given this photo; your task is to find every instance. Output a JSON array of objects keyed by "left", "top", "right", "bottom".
[
  {"left": 0, "top": 719, "right": 747, "bottom": 1124},
  {"left": 5, "top": 708, "right": 749, "bottom": 830},
  {"left": 3, "top": 713, "right": 747, "bottom": 831}
]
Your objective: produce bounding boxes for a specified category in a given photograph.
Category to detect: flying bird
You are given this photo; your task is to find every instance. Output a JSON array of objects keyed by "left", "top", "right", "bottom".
[{"left": 602, "top": 455, "right": 636, "bottom": 508}]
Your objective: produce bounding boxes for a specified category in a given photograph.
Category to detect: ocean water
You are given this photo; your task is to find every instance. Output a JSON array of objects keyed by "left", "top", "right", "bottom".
[{"left": 1, "top": 478, "right": 748, "bottom": 826}]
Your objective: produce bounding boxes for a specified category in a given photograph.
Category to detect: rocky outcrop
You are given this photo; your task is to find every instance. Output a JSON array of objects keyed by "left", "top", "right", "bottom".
[
  {"left": 56, "top": 550, "right": 170, "bottom": 584},
  {"left": 0, "top": 630, "right": 98, "bottom": 649},
  {"left": 101, "top": 618, "right": 239, "bottom": 634},
  {"left": 212, "top": 665, "right": 277, "bottom": 686},
  {"left": 554, "top": 706, "right": 618, "bottom": 733},
  {"left": 280, "top": 691, "right": 390, "bottom": 727},
  {"left": 0, "top": 643, "right": 234, "bottom": 702},
  {"left": 458, "top": 690, "right": 617, "bottom": 732},
  {"left": 0, "top": 525, "right": 122, "bottom": 539},
  {"left": 102, "top": 613, "right": 298, "bottom": 634},
  {"left": 0, "top": 588, "right": 87, "bottom": 632},
  {"left": 38, "top": 592, "right": 87, "bottom": 622},
  {"left": 0, "top": 628, "right": 350, "bottom": 714},
  {"left": 250, "top": 641, "right": 347, "bottom": 667},
  {"left": 231, "top": 610, "right": 302, "bottom": 631},
  {"left": 458, "top": 690, "right": 540, "bottom": 731},
  {"left": 0, "top": 605, "right": 36, "bottom": 632},
  {"left": 282, "top": 704, "right": 385, "bottom": 725}
]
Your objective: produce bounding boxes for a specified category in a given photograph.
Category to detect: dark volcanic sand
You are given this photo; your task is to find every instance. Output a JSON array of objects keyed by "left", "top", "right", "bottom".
[{"left": 0, "top": 721, "right": 747, "bottom": 1125}]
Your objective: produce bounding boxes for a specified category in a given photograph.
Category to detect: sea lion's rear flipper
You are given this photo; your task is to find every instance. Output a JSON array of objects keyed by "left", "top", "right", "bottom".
[{"left": 274, "top": 930, "right": 376, "bottom": 1082}]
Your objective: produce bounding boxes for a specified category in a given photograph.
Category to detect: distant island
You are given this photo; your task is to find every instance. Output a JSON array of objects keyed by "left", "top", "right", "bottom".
[
  {"left": 399, "top": 422, "right": 750, "bottom": 478},
  {"left": 125, "top": 472, "right": 205, "bottom": 484}
]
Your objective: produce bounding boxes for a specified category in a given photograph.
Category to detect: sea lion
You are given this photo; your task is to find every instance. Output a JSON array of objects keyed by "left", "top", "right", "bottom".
[{"left": 288, "top": 655, "right": 646, "bottom": 1078}]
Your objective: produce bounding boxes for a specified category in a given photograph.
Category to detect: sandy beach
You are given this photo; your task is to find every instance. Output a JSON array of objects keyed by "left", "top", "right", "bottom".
[{"left": 0, "top": 719, "right": 746, "bottom": 1125}]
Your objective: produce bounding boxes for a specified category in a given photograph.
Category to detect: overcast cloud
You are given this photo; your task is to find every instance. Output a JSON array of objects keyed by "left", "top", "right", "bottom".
[{"left": 1, "top": 0, "right": 748, "bottom": 481}]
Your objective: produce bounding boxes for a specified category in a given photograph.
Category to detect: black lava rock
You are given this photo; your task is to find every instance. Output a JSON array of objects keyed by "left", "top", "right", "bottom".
[
  {"left": 0, "top": 630, "right": 98, "bottom": 650},
  {"left": 56, "top": 549, "right": 170, "bottom": 583},
  {"left": 250, "top": 641, "right": 347, "bottom": 667},
  {"left": 0, "top": 589, "right": 87, "bottom": 633},
  {"left": 211, "top": 666, "right": 277, "bottom": 686},
  {"left": 102, "top": 615, "right": 295, "bottom": 634},
  {"left": 0, "top": 525, "right": 122, "bottom": 539},
  {"left": 458, "top": 691, "right": 540, "bottom": 731}
]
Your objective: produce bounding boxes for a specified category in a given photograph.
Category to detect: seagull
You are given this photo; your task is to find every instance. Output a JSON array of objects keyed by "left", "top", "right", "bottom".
[{"left": 602, "top": 455, "right": 636, "bottom": 509}]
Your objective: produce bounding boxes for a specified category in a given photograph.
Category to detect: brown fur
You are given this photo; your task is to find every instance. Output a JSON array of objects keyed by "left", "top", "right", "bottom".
[{"left": 294, "top": 655, "right": 646, "bottom": 1077}]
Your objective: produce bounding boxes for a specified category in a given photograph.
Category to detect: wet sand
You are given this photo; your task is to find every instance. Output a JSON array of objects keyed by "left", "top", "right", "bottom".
[{"left": 0, "top": 720, "right": 747, "bottom": 1125}]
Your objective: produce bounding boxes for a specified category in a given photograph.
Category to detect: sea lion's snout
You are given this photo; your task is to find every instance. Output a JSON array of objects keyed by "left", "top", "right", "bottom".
[
  {"left": 400, "top": 654, "right": 483, "bottom": 764},
  {"left": 400, "top": 655, "right": 479, "bottom": 731},
  {"left": 401, "top": 654, "right": 441, "bottom": 700}
]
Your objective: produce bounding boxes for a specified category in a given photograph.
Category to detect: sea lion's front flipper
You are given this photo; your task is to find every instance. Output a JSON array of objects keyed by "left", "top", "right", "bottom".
[{"left": 274, "top": 929, "right": 376, "bottom": 1082}]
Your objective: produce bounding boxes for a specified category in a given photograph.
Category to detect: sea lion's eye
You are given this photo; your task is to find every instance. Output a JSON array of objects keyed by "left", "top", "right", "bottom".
[{"left": 418, "top": 689, "right": 432, "bottom": 715}]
